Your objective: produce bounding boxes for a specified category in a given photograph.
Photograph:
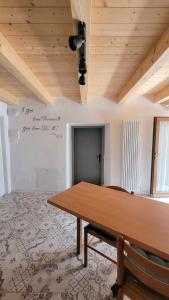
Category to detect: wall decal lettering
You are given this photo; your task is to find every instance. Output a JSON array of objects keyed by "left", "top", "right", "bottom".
[{"left": 21, "top": 106, "right": 63, "bottom": 138}]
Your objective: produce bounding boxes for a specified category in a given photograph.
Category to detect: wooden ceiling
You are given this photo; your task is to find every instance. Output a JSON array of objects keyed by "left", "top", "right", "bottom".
[{"left": 1, "top": 0, "right": 169, "bottom": 105}]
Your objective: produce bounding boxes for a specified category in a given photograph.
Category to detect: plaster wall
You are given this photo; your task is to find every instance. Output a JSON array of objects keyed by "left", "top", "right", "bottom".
[{"left": 8, "top": 96, "right": 169, "bottom": 194}]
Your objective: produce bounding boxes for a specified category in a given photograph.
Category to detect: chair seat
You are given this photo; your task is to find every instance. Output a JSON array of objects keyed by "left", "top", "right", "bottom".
[{"left": 86, "top": 223, "right": 117, "bottom": 244}]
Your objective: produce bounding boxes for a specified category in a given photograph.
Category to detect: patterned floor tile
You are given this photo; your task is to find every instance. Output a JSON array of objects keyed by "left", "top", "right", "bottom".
[{"left": 0, "top": 192, "right": 118, "bottom": 300}]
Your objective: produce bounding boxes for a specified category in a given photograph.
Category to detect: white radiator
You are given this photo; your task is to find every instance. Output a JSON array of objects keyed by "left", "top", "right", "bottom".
[{"left": 122, "top": 120, "right": 142, "bottom": 192}]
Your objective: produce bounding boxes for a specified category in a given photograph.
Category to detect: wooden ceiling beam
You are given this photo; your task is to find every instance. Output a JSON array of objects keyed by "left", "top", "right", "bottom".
[
  {"left": 70, "top": 0, "right": 92, "bottom": 104},
  {"left": 117, "top": 26, "right": 169, "bottom": 103},
  {"left": 0, "top": 88, "right": 18, "bottom": 105},
  {"left": 154, "top": 85, "right": 169, "bottom": 103},
  {"left": 0, "top": 33, "right": 52, "bottom": 104}
]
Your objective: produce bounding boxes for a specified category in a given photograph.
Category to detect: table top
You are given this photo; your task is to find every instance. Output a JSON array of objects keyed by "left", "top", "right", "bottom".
[{"left": 48, "top": 182, "right": 169, "bottom": 260}]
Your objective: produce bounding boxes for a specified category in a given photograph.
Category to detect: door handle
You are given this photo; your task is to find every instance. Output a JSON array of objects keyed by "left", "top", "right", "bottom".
[{"left": 97, "top": 154, "right": 101, "bottom": 162}]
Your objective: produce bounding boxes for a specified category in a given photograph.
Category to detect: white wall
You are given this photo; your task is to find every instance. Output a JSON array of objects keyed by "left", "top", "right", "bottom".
[
  {"left": 0, "top": 101, "right": 11, "bottom": 195},
  {"left": 8, "top": 95, "right": 169, "bottom": 194}
]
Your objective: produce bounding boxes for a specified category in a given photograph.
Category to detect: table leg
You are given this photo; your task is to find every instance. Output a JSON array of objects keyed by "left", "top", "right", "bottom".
[{"left": 77, "top": 217, "right": 82, "bottom": 256}]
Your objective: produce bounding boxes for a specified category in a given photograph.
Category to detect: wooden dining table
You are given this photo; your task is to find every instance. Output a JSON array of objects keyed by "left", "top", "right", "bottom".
[{"left": 47, "top": 182, "right": 169, "bottom": 261}]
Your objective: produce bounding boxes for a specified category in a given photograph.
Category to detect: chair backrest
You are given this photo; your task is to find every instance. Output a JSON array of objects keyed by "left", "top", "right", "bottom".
[
  {"left": 106, "top": 185, "right": 134, "bottom": 195},
  {"left": 116, "top": 237, "right": 169, "bottom": 298}
]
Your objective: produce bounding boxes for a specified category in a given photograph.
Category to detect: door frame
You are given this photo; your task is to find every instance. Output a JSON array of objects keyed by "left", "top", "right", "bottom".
[
  {"left": 0, "top": 116, "right": 9, "bottom": 194},
  {"left": 66, "top": 123, "right": 110, "bottom": 188},
  {"left": 151, "top": 117, "right": 169, "bottom": 196}
]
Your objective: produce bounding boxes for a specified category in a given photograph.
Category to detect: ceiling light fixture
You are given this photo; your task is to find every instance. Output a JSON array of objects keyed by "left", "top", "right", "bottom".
[
  {"left": 68, "top": 21, "right": 87, "bottom": 86},
  {"left": 69, "top": 34, "right": 84, "bottom": 51}
]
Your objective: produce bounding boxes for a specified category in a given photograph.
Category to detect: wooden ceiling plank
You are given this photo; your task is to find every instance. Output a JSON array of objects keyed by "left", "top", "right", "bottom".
[
  {"left": 117, "top": 26, "right": 169, "bottom": 103},
  {"left": 90, "top": 36, "right": 156, "bottom": 48},
  {"left": 92, "top": 8, "right": 169, "bottom": 24},
  {"left": 91, "top": 23, "right": 168, "bottom": 37},
  {"left": 0, "top": 24, "right": 72, "bottom": 36},
  {"left": 93, "top": 0, "right": 169, "bottom": 8},
  {"left": 70, "top": 0, "right": 92, "bottom": 104},
  {"left": 0, "top": 8, "right": 72, "bottom": 24},
  {"left": 90, "top": 46, "right": 150, "bottom": 55},
  {"left": 0, "top": 33, "right": 52, "bottom": 104},
  {"left": 0, "top": 87, "right": 18, "bottom": 105},
  {"left": 0, "top": 0, "right": 70, "bottom": 7},
  {"left": 6, "top": 35, "right": 69, "bottom": 47},
  {"left": 10, "top": 46, "right": 73, "bottom": 55},
  {"left": 154, "top": 85, "right": 169, "bottom": 103}
]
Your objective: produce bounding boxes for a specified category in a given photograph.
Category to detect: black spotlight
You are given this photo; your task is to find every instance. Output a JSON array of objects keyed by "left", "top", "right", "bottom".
[
  {"left": 69, "top": 35, "right": 84, "bottom": 51},
  {"left": 79, "top": 74, "right": 85, "bottom": 85}
]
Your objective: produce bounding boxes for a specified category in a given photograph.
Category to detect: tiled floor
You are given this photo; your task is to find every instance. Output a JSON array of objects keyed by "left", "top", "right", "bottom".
[
  {"left": 0, "top": 192, "right": 118, "bottom": 300},
  {"left": 2, "top": 191, "right": 166, "bottom": 299}
]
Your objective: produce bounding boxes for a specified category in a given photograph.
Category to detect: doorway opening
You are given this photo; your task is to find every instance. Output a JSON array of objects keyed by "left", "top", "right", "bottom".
[
  {"left": 66, "top": 124, "right": 109, "bottom": 188},
  {"left": 72, "top": 126, "right": 104, "bottom": 185}
]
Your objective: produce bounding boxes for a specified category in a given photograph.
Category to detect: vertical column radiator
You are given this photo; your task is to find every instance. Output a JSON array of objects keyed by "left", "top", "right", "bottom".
[{"left": 122, "top": 120, "right": 142, "bottom": 192}]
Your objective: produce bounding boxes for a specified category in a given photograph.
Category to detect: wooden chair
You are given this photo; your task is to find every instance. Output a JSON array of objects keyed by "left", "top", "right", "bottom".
[
  {"left": 83, "top": 186, "right": 133, "bottom": 267},
  {"left": 106, "top": 186, "right": 134, "bottom": 195},
  {"left": 112, "top": 237, "right": 169, "bottom": 299}
]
